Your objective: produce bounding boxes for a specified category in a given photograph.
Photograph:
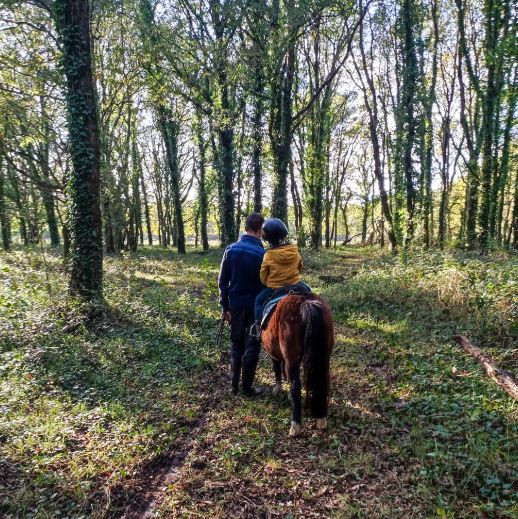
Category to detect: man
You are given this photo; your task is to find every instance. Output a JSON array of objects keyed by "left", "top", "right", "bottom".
[{"left": 218, "top": 212, "right": 265, "bottom": 396}]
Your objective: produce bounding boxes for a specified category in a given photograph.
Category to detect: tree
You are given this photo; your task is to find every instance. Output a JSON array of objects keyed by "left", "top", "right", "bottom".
[
  {"left": 419, "top": 0, "right": 438, "bottom": 248},
  {"left": 245, "top": 0, "right": 268, "bottom": 212},
  {"left": 0, "top": 152, "right": 11, "bottom": 251},
  {"left": 1, "top": 0, "right": 516, "bottom": 260},
  {"left": 352, "top": 2, "right": 397, "bottom": 252},
  {"left": 52, "top": 0, "right": 103, "bottom": 300},
  {"left": 139, "top": 0, "right": 186, "bottom": 253},
  {"left": 394, "top": 0, "right": 420, "bottom": 250}
]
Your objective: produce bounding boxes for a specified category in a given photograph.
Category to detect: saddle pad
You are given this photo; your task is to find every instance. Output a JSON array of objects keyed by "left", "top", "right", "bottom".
[
  {"left": 260, "top": 295, "right": 286, "bottom": 328},
  {"left": 260, "top": 282, "right": 312, "bottom": 329}
]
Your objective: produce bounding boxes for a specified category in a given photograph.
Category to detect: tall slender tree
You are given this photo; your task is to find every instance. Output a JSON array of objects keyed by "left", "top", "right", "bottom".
[{"left": 138, "top": 0, "right": 186, "bottom": 253}]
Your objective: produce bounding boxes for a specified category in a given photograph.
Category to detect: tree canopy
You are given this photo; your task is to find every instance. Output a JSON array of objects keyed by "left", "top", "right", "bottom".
[{"left": 0, "top": 0, "right": 516, "bottom": 296}]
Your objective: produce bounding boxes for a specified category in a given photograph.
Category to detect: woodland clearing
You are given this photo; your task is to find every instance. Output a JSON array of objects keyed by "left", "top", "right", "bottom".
[{"left": 0, "top": 246, "right": 516, "bottom": 518}]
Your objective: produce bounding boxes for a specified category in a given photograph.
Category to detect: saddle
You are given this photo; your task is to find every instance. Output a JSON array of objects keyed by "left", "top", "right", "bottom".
[{"left": 260, "top": 282, "right": 312, "bottom": 330}]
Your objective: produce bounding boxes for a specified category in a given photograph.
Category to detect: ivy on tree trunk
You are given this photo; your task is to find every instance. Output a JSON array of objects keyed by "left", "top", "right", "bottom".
[{"left": 53, "top": 0, "right": 103, "bottom": 301}]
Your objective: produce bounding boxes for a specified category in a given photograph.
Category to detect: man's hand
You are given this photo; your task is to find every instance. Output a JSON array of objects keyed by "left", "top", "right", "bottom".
[{"left": 222, "top": 310, "right": 232, "bottom": 323}]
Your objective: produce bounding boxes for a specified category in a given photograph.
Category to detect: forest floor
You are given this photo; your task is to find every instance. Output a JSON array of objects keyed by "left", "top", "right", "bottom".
[{"left": 0, "top": 245, "right": 516, "bottom": 518}]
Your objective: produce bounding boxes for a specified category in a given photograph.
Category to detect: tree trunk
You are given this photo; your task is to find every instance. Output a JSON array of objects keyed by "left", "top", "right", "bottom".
[
  {"left": 456, "top": 40, "right": 480, "bottom": 250},
  {"left": 0, "top": 156, "right": 10, "bottom": 251},
  {"left": 132, "top": 136, "right": 144, "bottom": 247},
  {"left": 128, "top": 134, "right": 141, "bottom": 252},
  {"left": 494, "top": 71, "right": 516, "bottom": 245},
  {"left": 196, "top": 116, "right": 210, "bottom": 251},
  {"left": 7, "top": 165, "right": 28, "bottom": 245},
  {"left": 140, "top": 173, "right": 153, "bottom": 246},
  {"left": 53, "top": 0, "right": 103, "bottom": 300},
  {"left": 478, "top": 0, "right": 510, "bottom": 249},
  {"left": 477, "top": 48, "right": 497, "bottom": 249},
  {"left": 324, "top": 146, "right": 332, "bottom": 249},
  {"left": 342, "top": 203, "right": 350, "bottom": 243},
  {"left": 210, "top": 0, "right": 235, "bottom": 245},
  {"left": 103, "top": 197, "right": 115, "bottom": 253},
  {"left": 453, "top": 335, "right": 518, "bottom": 400},
  {"left": 234, "top": 105, "right": 246, "bottom": 238},
  {"left": 218, "top": 123, "right": 235, "bottom": 246},
  {"left": 27, "top": 185, "right": 40, "bottom": 244},
  {"left": 421, "top": 0, "right": 438, "bottom": 248},
  {"left": 289, "top": 159, "right": 302, "bottom": 232},
  {"left": 354, "top": 20, "right": 397, "bottom": 252},
  {"left": 41, "top": 187, "right": 60, "bottom": 247},
  {"left": 38, "top": 98, "right": 61, "bottom": 247},
  {"left": 438, "top": 114, "right": 451, "bottom": 249},
  {"left": 361, "top": 197, "right": 369, "bottom": 246},
  {"left": 250, "top": 0, "right": 266, "bottom": 213},
  {"left": 397, "top": 0, "right": 419, "bottom": 251},
  {"left": 269, "top": 0, "right": 295, "bottom": 224},
  {"left": 512, "top": 169, "right": 518, "bottom": 248},
  {"left": 303, "top": 17, "right": 332, "bottom": 250}
]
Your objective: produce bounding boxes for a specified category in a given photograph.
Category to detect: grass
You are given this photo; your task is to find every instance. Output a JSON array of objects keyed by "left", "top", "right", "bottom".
[{"left": 0, "top": 244, "right": 516, "bottom": 518}]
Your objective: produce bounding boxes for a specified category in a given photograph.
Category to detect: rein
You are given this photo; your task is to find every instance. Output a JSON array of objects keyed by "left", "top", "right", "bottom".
[{"left": 215, "top": 317, "right": 226, "bottom": 349}]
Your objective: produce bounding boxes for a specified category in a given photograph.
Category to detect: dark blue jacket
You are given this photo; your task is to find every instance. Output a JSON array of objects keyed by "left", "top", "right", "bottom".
[{"left": 218, "top": 234, "right": 265, "bottom": 311}]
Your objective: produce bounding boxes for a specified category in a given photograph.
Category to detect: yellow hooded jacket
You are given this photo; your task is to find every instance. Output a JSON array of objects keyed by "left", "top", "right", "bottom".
[{"left": 260, "top": 244, "right": 303, "bottom": 289}]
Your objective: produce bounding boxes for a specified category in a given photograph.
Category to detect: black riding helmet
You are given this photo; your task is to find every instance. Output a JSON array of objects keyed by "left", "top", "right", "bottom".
[{"left": 262, "top": 218, "right": 288, "bottom": 247}]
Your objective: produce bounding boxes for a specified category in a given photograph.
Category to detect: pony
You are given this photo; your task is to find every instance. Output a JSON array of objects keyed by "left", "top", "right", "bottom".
[{"left": 261, "top": 293, "right": 334, "bottom": 436}]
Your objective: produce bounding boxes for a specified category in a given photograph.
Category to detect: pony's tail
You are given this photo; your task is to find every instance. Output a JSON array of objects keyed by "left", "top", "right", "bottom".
[{"left": 301, "top": 300, "right": 330, "bottom": 418}]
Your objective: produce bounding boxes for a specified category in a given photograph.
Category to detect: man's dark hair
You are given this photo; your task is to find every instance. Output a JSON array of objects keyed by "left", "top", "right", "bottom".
[{"left": 245, "top": 212, "right": 265, "bottom": 233}]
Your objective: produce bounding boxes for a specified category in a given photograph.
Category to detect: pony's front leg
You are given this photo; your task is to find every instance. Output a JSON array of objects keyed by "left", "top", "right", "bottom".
[
  {"left": 272, "top": 359, "right": 283, "bottom": 396},
  {"left": 288, "top": 364, "right": 302, "bottom": 437}
]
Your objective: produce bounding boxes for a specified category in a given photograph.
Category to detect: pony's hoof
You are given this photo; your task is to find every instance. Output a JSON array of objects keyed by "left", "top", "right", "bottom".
[
  {"left": 289, "top": 421, "right": 301, "bottom": 437},
  {"left": 316, "top": 417, "right": 327, "bottom": 430},
  {"left": 272, "top": 384, "right": 282, "bottom": 396}
]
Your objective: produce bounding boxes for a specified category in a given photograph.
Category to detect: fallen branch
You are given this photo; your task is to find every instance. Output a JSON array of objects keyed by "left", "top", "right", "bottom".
[
  {"left": 453, "top": 335, "right": 518, "bottom": 400},
  {"left": 341, "top": 233, "right": 363, "bottom": 246}
]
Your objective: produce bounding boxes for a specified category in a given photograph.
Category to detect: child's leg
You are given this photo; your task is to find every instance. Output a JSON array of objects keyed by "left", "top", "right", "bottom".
[
  {"left": 300, "top": 280, "right": 311, "bottom": 292},
  {"left": 254, "top": 288, "right": 272, "bottom": 321}
]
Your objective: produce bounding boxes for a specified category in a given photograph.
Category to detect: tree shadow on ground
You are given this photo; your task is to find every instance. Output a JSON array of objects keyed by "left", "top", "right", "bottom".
[
  {"left": 2, "top": 265, "right": 232, "bottom": 517},
  {"left": 325, "top": 289, "right": 517, "bottom": 517}
]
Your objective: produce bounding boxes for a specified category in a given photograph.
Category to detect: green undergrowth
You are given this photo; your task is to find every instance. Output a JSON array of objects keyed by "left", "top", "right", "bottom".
[
  {"left": 0, "top": 245, "right": 516, "bottom": 518},
  {"left": 315, "top": 248, "right": 517, "bottom": 517},
  {"left": 0, "top": 247, "right": 224, "bottom": 517}
]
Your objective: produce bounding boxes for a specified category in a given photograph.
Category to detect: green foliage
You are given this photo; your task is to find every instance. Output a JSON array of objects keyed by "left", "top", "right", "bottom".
[
  {"left": 1, "top": 246, "right": 516, "bottom": 517},
  {"left": 0, "top": 246, "right": 223, "bottom": 516},
  {"left": 326, "top": 249, "right": 517, "bottom": 351},
  {"left": 321, "top": 248, "right": 516, "bottom": 516}
]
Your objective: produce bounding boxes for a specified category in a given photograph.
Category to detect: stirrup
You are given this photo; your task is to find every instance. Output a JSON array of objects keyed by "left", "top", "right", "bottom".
[{"left": 249, "top": 322, "right": 262, "bottom": 338}]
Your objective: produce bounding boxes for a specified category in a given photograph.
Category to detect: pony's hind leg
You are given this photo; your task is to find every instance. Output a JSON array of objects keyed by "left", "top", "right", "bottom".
[
  {"left": 288, "top": 363, "right": 302, "bottom": 437},
  {"left": 272, "top": 359, "right": 283, "bottom": 396}
]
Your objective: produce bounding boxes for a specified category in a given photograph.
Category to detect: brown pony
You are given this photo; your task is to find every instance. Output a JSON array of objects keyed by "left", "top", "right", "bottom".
[{"left": 261, "top": 293, "right": 334, "bottom": 436}]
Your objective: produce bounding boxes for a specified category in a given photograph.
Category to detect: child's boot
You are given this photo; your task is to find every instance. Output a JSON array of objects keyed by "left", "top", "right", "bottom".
[{"left": 250, "top": 320, "right": 261, "bottom": 338}]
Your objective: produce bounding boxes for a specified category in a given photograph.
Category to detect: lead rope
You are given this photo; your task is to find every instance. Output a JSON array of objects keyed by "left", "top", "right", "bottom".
[{"left": 215, "top": 317, "right": 225, "bottom": 350}]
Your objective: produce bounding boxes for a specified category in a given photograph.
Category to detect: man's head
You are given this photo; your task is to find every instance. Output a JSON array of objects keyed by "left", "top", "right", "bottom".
[{"left": 244, "top": 213, "right": 265, "bottom": 238}]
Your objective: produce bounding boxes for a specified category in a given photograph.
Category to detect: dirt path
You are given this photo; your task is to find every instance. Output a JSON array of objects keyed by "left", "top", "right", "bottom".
[{"left": 123, "top": 326, "right": 419, "bottom": 518}]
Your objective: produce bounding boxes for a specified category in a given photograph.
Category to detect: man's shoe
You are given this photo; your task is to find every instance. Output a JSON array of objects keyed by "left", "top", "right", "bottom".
[{"left": 242, "top": 386, "right": 263, "bottom": 397}]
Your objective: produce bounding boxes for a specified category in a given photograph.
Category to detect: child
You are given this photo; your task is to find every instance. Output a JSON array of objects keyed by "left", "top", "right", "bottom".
[{"left": 252, "top": 218, "right": 303, "bottom": 335}]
